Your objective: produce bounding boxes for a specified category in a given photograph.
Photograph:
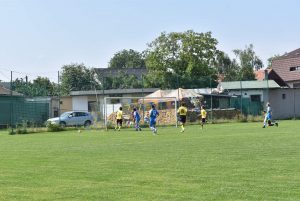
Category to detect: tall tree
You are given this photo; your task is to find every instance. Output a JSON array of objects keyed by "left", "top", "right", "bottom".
[
  {"left": 60, "top": 64, "right": 99, "bottom": 95},
  {"left": 145, "top": 30, "right": 219, "bottom": 89},
  {"left": 233, "top": 44, "right": 263, "bottom": 80},
  {"left": 108, "top": 49, "right": 145, "bottom": 68},
  {"left": 215, "top": 51, "right": 240, "bottom": 81}
]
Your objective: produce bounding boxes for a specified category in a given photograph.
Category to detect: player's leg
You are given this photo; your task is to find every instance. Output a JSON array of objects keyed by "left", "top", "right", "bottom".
[
  {"left": 180, "top": 116, "right": 186, "bottom": 132},
  {"left": 137, "top": 119, "right": 142, "bottom": 131},
  {"left": 263, "top": 115, "right": 267, "bottom": 128},
  {"left": 149, "top": 120, "right": 154, "bottom": 132},
  {"left": 201, "top": 118, "right": 205, "bottom": 129}
]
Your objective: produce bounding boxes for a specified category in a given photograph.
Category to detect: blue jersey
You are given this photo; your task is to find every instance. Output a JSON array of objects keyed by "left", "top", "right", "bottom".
[
  {"left": 133, "top": 111, "right": 140, "bottom": 121},
  {"left": 267, "top": 106, "right": 272, "bottom": 119},
  {"left": 149, "top": 109, "right": 159, "bottom": 121}
]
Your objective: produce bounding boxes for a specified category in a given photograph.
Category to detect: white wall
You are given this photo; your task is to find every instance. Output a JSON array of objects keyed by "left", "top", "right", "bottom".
[{"left": 72, "top": 96, "right": 88, "bottom": 112}]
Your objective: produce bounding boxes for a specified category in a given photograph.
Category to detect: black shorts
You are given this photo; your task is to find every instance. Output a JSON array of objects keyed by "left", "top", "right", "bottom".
[
  {"left": 180, "top": 115, "right": 186, "bottom": 123},
  {"left": 201, "top": 118, "right": 206, "bottom": 123},
  {"left": 117, "top": 119, "right": 122, "bottom": 125}
]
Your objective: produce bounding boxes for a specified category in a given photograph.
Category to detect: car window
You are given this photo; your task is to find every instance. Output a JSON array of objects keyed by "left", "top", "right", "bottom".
[{"left": 75, "top": 112, "right": 88, "bottom": 117}]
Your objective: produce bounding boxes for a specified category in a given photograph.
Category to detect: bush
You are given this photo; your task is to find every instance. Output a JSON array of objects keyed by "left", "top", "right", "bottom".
[
  {"left": 46, "top": 122, "right": 65, "bottom": 132},
  {"left": 15, "top": 121, "right": 28, "bottom": 134}
]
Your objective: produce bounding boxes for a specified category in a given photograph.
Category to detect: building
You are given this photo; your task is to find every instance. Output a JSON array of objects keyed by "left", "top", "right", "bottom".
[
  {"left": 271, "top": 48, "right": 300, "bottom": 88},
  {"left": 255, "top": 69, "right": 288, "bottom": 87},
  {"left": 68, "top": 88, "right": 158, "bottom": 119}
]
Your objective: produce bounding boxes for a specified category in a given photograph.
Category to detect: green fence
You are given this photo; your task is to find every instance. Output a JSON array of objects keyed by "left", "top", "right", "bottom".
[
  {"left": 0, "top": 96, "right": 50, "bottom": 127},
  {"left": 230, "top": 97, "right": 263, "bottom": 116}
]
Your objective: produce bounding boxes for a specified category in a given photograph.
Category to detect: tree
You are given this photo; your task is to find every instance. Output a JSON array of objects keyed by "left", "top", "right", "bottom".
[
  {"left": 145, "top": 30, "right": 219, "bottom": 89},
  {"left": 60, "top": 64, "right": 100, "bottom": 95},
  {"left": 12, "top": 77, "right": 57, "bottom": 97},
  {"left": 108, "top": 49, "right": 146, "bottom": 68},
  {"left": 233, "top": 44, "right": 263, "bottom": 80},
  {"left": 215, "top": 51, "right": 240, "bottom": 81}
]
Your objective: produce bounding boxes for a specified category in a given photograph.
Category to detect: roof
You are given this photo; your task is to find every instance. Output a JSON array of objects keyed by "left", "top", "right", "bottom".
[
  {"left": 255, "top": 69, "right": 288, "bottom": 87},
  {"left": 0, "top": 86, "right": 23, "bottom": 96},
  {"left": 70, "top": 88, "right": 158, "bottom": 96},
  {"left": 275, "top": 48, "right": 300, "bottom": 60},
  {"left": 255, "top": 69, "right": 270, "bottom": 80},
  {"left": 219, "top": 80, "right": 280, "bottom": 90}
]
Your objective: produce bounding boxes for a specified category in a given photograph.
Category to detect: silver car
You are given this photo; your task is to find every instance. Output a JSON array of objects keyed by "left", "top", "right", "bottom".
[{"left": 47, "top": 111, "right": 93, "bottom": 127}]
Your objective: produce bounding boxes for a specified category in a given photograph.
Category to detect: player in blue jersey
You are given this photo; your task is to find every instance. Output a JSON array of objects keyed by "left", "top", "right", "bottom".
[
  {"left": 263, "top": 103, "right": 278, "bottom": 128},
  {"left": 149, "top": 104, "right": 159, "bottom": 134},
  {"left": 133, "top": 108, "right": 142, "bottom": 131}
]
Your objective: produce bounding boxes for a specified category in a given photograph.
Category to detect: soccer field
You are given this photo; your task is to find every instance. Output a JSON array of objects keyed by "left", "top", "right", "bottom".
[{"left": 0, "top": 121, "right": 300, "bottom": 201}]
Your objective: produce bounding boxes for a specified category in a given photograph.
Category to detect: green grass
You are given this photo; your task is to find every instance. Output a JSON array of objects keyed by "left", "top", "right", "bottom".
[{"left": 0, "top": 121, "right": 300, "bottom": 201}]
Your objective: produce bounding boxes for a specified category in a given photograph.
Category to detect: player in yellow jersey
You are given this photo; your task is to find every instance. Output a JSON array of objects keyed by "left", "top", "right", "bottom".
[
  {"left": 200, "top": 105, "right": 207, "bottom": 129},
  {"left": 177, "top": 103, "right": 188, "bottom": 132},
  {"left": 115, "top": 107, "right": 123, "bottom": 131}
]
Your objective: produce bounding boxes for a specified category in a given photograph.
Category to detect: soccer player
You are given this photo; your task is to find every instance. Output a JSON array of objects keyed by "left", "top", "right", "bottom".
[
  {"left": 200, "top": 105, "right": 207, "bottom": 129},
  {"left": 177, "top": 103, "right": 187, "bottom": 132},
  {"left": 149, "top": 104, "right": 159, "bottom": 134},
  {"left": 133, "top": 108, "right": 142, "bottom": 131},
  {"left": 115, "top": 107, "right": 123, "bottom": 131},
  {"left": 263, "top": 103, "right": 278, "bottom": 128}
]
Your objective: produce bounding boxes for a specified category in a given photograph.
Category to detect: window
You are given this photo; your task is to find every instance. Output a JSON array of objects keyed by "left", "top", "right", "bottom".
[
  {"left": 290, "top": 66, "right": 300, "bottom": 71},
  {"left": 250, "top": 95, "right": 261, "bottom": 102},
  {"left": 293, "top": 83, "right": 300, "bottom": 88},
  {"left": 88, "top": 101, "right": 97, "bottom": 112},
  {"left": 282, "top": 94, "right": 286, "bottom": 99}
]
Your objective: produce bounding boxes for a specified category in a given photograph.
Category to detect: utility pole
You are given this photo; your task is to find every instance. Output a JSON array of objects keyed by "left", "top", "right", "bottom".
[
  {"left": 210, "top": 76, "right": 213, "bottom": 121},
  {"left": 58, "top": 71, "right": 61, "bottom": 117},
  {"left": 10, "top": 71, "right": 13, "bottom": 133}
]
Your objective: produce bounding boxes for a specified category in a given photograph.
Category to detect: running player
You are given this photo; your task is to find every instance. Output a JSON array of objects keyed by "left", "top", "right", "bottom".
[
  {"left": 149, "top": 105, "right": 159, "bottom": 134},
  {"left": 177, "top": 103, "right": 187, "bottom": 132},
  {"left": 115, "top": 107, "right": 123, "bottom": 131},
  {"left": 133, "top": 108, "right": 142, "bottom": 131},
  {"left": 200, "top": 105, "right": 207, "bottom": 129}
]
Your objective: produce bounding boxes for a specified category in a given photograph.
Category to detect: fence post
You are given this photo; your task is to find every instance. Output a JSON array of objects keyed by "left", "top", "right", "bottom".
[
  {"left": 240, "top": 80, "right": 243, "bottom": 115},
  {"left": 10, "top": 71, "right": 13, "bottom": 132},
  {"left": 210, "top": 76, "right": 213, "bottom": 122}
]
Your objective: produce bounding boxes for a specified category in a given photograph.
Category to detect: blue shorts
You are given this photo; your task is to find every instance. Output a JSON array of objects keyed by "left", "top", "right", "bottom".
[{"left": 150, "top": 119, "right": 156, "bottom": 127}]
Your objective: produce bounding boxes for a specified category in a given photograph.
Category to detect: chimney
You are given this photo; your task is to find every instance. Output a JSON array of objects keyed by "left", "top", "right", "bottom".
[{"left": 264, "top": 69, "right": 268, "bottom": 80}]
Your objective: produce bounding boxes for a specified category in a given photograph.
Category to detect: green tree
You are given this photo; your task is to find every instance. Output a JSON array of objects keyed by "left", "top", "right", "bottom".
[
  {"left": 60, "top": 64, "right": 100, "bottom": 95},
  {"left": 215, "top": 51, "right": 240, "bottom": 81},
  {"left": 108, "top": 49, "right": 145, "bottom": 68},
  {"left": 233, "top": 44, "right": 263, "bottom": 80},
  {"left": 145, "top": 30, "right": 219, "bottom": 89},
  {"left": 12, "top": 77, "right": 57, "bottom": 97}
]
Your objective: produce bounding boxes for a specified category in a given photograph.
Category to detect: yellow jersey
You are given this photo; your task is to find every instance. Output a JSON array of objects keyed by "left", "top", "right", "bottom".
[
  {"left": 177, "top": 106, "right": 187, "bottom": 116},
  {"left": 201, "top": 109, "right": 207, "bottom": 118},
  {"left": 116, "top": 110, "right": 123, "bottom": 120}
]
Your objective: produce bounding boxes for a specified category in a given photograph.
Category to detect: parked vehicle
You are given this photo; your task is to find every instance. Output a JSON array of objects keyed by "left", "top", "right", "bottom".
[{"left": 47, "top": 111, "right": 93, "bottom": 127}]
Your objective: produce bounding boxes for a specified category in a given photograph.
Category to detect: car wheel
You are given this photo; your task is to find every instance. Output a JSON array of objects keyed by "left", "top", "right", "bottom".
[
  {"left": 60, "top": 122, "right": 66, "bottom": 128},
  {"left": 84, "top": 121, "right": 91, "bottom": 127}
]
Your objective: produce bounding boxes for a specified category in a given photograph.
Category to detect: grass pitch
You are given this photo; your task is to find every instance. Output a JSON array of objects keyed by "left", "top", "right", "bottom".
[{"left": 0, "top": 121, "right": 300, "bottom": 201}]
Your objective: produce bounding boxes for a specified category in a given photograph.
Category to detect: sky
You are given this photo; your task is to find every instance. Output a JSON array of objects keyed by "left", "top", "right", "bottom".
[{"left": 0, "top": 0, "right": 300, "bottom": 82}]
